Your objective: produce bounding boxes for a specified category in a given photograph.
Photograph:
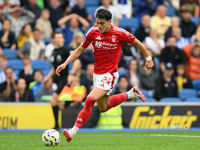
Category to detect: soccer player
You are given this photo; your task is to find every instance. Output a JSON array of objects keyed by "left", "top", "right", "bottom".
[{"left": 56, "top": 9, "right": 154, "bottom": 142}]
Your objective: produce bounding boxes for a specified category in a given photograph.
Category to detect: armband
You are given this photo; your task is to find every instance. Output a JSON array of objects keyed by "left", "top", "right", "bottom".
[{"left": 145, "top": 56, "right": 152, "bottom": 61}]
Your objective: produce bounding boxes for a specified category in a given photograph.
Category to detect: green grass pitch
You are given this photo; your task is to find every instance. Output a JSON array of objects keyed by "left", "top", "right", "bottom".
[{"left": 0, "top": 130, "right": 200, "bottom": 150}]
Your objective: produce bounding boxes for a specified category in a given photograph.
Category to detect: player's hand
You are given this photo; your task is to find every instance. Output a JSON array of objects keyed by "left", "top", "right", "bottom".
[
  {"left": 145, "top": 60, "right": 154, "bottom": 70},
  {"left": 56, "top": 63, "right": 66, "bottom": 76}
]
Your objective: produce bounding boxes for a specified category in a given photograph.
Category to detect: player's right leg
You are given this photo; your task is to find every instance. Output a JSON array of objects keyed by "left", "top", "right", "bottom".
[{"left": 63, "top": 87, "right": 107, "bottom": 142}]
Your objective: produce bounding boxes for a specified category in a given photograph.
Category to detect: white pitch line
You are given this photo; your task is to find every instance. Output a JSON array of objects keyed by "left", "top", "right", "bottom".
[{"left": 149, "top": 134, "right": 200, "bottom": 138}]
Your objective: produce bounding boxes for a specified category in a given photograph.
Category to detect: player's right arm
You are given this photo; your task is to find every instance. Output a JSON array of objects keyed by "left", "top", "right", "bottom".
[{"left": 56, "top": 45, "right": 86, "bottom": 76}]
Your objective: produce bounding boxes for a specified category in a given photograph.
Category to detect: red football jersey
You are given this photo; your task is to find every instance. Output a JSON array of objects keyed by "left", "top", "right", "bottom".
[{"left": 81, "top": 25, "right": 135, "bottom": 74}]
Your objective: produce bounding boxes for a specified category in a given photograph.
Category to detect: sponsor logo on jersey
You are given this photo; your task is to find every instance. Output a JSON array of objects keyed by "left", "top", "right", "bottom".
[
  {"left": 95, "top": 36, "right": 101, "bottom": 40},
  {"left": 95, "top": 41, "right": 117, "bottom": 49}
]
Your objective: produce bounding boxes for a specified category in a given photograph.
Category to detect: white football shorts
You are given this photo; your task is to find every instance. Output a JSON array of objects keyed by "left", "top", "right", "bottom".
[{"left": 93, "top": 71, "right": 119, "bottom": 95}]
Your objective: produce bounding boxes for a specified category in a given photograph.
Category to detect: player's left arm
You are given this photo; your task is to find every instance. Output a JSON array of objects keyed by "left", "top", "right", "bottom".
[{"left": 132, "top": 38, "right": 154, "bottom": 70}]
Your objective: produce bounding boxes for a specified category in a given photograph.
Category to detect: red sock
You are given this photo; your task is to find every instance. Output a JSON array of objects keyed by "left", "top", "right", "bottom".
[
  {"left": 103, "top": 93, "right": 128, "bottom": 112},
  {"left": 75, "top": 97, "right": 95, "bottom": 128}
]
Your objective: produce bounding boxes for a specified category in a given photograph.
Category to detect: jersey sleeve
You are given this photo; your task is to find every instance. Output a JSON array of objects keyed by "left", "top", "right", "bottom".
[
  {"left": 81, "top": 27, "right": 93, "bottom": 48},
  {"left": 119, "top": 28, "right": 135, "bottom": 43}
]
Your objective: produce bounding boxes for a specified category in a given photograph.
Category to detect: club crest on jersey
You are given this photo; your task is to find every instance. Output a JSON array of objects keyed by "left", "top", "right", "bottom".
[{"left": 112, "top": 35, "right": 116, "bottom": 42}]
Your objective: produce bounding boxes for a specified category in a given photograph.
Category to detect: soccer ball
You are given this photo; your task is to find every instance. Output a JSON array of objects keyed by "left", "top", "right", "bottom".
[{"left": 42, "top": 129, "right": 60, "bottom": 146}]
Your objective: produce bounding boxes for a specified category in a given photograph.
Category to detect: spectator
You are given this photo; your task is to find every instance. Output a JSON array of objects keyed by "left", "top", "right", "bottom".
[
  {"left": 0, "top": 54, "right": 7, "bottom": 84},
  {"left": 180, "top": 0, "right": 200, "bottom": 17},
  {"left": 163, "top": 0, "right": 179, "bottom": 10},
  {"left": 0, "top": 19, "right": 16, "bottom": 50},
  {"left": 79, "top": 43, "right": 95, "bottom": 70},
  {"left": 18, "top": 57, "right": 34, "bottom": 86},
  {"left": 2, "top": 6, "right": 35, "bottom": 38},
  {"left": 138, "top": 49, "right": 158, "bottom": 97},
  {"left": 165, "top": 16, "right": 180, "bottom": 42},
  {"left": 35, "top": 77, "right": 54, "bottom": 102},
  {"left": 143, "top": 28, "right": 165, "bottom": 56},
  {"left": 183, "top": 42, "right": 200, "bottom": 80},
  {"left": 10, "top": 78, "right": 33, "bottom": 102},
  {"left": 180, "top": 8, "right": 197, "bottom": 38},
  {"left": 29, "top": 69, "right": 43, "bottom": 100},
  {"left": 35, "top": 8, "right": 52, "bottom": 39},
  {"left": 0, "top": 0, "right": 20, "bottom": 6},
  {"left": 113, "top": 75, "right": 131, "bottom": 100},
  {"left": 0, "top": 0, "right": 14, "bottom": 10},
  {"left": 58, "top": 13, "right": 89, "bottom": 46},
  {"left": 47, "top": 0, "right": 69, "bottom": 30},
  {"left": 45, "top": 32, "right": 55, "bottom": 62},
  {"left": 154, "top": 62, "right": 178, "bottom": 101},
  {"left": 95, "top": 0, "right": 121, "bottom": 26},
  {"left": 171, "top": 27, "right": 188, "bottom": 49},
  {"left": 134, "top": 0, "right": 162, "bottom": 24},
  {"left": 122, "top": 27, "right": 141, "bottom": 63},
  {"left": 112, "top": 0, "right": 132, "bottom": 18},
  {"left": 0, "top": 67, "right": 17, "bottom": 101},
  {"left": 174, "top": 64, "right": 193, "bottom": 90},
  {"left": 17, "top": 24, "right": 33, "bottom": 48},
  {"left": 69, "top": 31, "right": 84, "bottom": 50},
  {"left": 81, "top": 63, "right": 94, "bottom": 95},
  {"left": 160, "top": 36, "right": 186, "bottom": 73},
  {"left": 150, "top": 5, "right": 171, "bottom": 39},
  {"left": 135, "top": 14, "right": 151, "bottom": 43},
  {"left": 25, "top": 0, "right": 41, "bottom": 21},
  {"left": 71, "top": 0, "right": 92, "bottom": 23},
  {"left": 124, "top": 59, "right": 141, "bottom": 88},
  {"left": 17, "top": 28, "right": 46, "bottom": 60}
]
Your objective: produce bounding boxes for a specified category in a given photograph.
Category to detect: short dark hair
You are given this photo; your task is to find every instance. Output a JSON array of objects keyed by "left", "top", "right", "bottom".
[
  {"left": 53, "top": 31, "right": 65, "bottom": 39},
  {"left": 96, "top": 9, "right": 112, "bottom": 21},
  {"left": 33, "top": 28, "right": 41, "bottom": 33},
  {"left": 34, "top": 70, "right": 43, "bottom": 76},
  {"left": 118, "top": 75, "right": 128, "bottom": 82}
]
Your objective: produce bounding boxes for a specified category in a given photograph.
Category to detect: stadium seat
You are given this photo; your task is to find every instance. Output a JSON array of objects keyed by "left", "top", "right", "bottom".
[
  {"left": 178, "top": 88, "right": 197, "bottom": 100},
  {"left": 32, "top": 60, "right": 51, "bottom": 70},
  {"left": 84, "top": 0, "right": 99, "bottom": 6},
  {"left": 185, "top": 97, "right": 200, "bottom": 102},
  {"left": 86, "top": 6, "right": 98, "bottom": 16},
  {"left": 119, "top": 17, "right": 139, "bottom": 29},
  {"left": 118, "top": 69, "right": 127, "bottom": 77},
  {"left": 166, "top": 6, "right": 176, "bottom": 17},
  {"left": 190, "top": 17, "right": 199, "bottom": 27},
  {"left": 43, "top": 69, "right": 50, "bottom": 76},
  {"left": 160, "top": 97, "right": 182, "bottom": 102},
  {"left": 140, "top": 89, "right": 148, "bottom": 98},
  {"left": 136, "top": 98, "right": 156, "bottom": 102},
  {"left": 2, "top": 49, "right": 18, "bottom": 59},
  {"left": 42, "top": 38, "right": 51, "bottom": 45},
  {"left": 192, "top": 79, "right": 200, "bottom": 92},
  {"left": 6, "top": 59, "right": 23, "bottom": 70}
]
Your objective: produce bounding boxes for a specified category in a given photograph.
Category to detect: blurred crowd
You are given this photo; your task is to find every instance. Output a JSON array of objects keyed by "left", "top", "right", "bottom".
[{"left": 0, "top": 0, "right": 199, "bottom": 103}]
